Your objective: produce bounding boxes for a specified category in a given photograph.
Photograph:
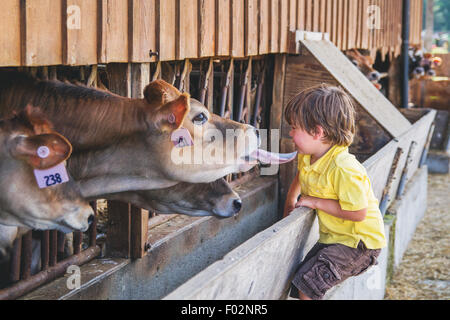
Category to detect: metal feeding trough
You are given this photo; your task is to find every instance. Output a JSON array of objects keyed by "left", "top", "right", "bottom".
[{"left": 163, "top": 34, "right": 436, "bottom": 300}]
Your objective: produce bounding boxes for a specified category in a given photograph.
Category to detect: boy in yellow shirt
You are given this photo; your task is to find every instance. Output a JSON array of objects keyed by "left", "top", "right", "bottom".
[{"left": 283, "top": 84, "right": 386, "bottom": 300}]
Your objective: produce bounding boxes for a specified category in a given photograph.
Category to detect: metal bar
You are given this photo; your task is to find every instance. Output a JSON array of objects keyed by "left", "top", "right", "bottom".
[
  {"left": 396, "top": 140, "right": 417, "bottom": 199},
  {"left": 89, "top": 201, "right": 97, "bottom": 247},
  {"left": 49, "top": 230, "right": 57, "bottom": 267},
  {"left": 20, "top": 231, "right": 33, "bottom": 280},
  {"left": 401, "top": 0, "right": 410, "bottom": 108},
  {"left": 219, "top": 59, "right": 233, "bottom": 117},
  {"left": 419, "top": 122, "right": 435, "bottom": 167},
  {"left": 379, "top": 147, "right": 404, "bottom": 215},
  {"left": 199, "top": 59, "right": 213, "bottom": 105},
  {"left": 251, "top": 60, "right": 266, "bottom": 127},
  {"left": 40, "top": 231, "right": 49, "bottom": 271},
  {"left": 9, "top": 237, "right": 22, "bottom": 283},
  {"left": 0, "top": 246, "right": 101, "bottom": 301},
  {"left": 73, "top": 231, "right": 82, "bottom": 255},
  {"left": 56, "top": 231, "right": 66, "bottom": 262}
]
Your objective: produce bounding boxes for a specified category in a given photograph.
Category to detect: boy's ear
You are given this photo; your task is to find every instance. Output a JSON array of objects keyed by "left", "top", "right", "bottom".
[
  {"left": 9, "top": 132, "right": 72, "bottom": 169},
  {"left": 313, "top": 126, "right": 325, "bottom": 140}
]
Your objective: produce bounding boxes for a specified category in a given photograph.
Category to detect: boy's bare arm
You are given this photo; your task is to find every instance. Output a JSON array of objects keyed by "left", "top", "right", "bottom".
[
  {"left": 283, "top": 172, "right": 301, "bottom": 218},
  {"left": 296, "top": 195, "right": 367, "bottom": 222}
]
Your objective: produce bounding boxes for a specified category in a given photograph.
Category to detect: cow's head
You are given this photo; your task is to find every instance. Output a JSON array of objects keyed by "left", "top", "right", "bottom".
[
  {"left": 140, "top": 81, "right": 260, "bottom": 184},
  {"left": 345, "top": 49, "right": 382, "bottom": 89},
  {"left": 107, "top": 178, "right": 242, "bottom": 219},
  {"left": 0, "top": 105, "right": 94, "bottom": 233}
]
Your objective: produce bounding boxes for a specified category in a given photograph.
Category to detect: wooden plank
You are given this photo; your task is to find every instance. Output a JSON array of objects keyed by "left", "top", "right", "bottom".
[
  {"left": 318, "top": 0, "right": 326, "bottom": 33},
  {"left": 157, "top": 0, "right": 176, "bottom": 61},
  {"left": 299, "top": 39, "right": 412, "bottom": 137},
  {"left": 336, "top": 0, "right": 343, "bottom": 49},
  {"left": 0, "top": 0, "right": 21, "bottom": 66},
  {"left": 325, "top": 0, "right": 332, "bottom": 37},
  {"left": 297, "top": 0, "right": 306, "bottom": 31},
  {"left": 259, "top": 0, "right": 270, "bottom": 54},
  {"left": 288, "top": 0, "right": 297, "bottom": 31},
  {"left": 178, "top": 0, "right": 198, "bottom": 59},
  {"left": 106, "top": 201, "right": 131, "bottom": 258},
  {"left": 245, "top": 0, "right": 259, "bottom": 56},
  {"left": 269, "top": 0, "right": 279, "bottom": 53},
  {"left": 107, "top": 63, "right": 131, "bottom": 97},
  {"left": 341, "top": 0, "right": 348, "bottom": 50},
  {"left": 231, "top": 0, "right": 245, "bottom": 57},
  {"left": 347, "top": 0, "right": 356, "bottom": 49},
  {"left": 130, "top": 206, "right": 149, "bottom": 259},
  {"left": 331, "top": 0, "right": 338, "bottom": 45},
  {"left": 64, "top": 0, "right": 98, "bottom": 65},
  {"left": 279, "top": 0, "right": 289, "bottom": 52},
  {"left": 312, "top": 0, "right": 319, "bottom": 32},
  {"left": 305, "top": 0, "right": 312, "bottom": 31},
  {"left": 199, "top": 0, "right": 215, "bottom": 57},
  {"left": 23, "top": 0, "right": 63, "bottom": 66},
  {"left": 131, "top": 63, "right": 150, "bottom": 99},
  {"left": 106, "top": 0, "right": 129, "bottom": 63},
  {"left": 130, "top": 0, "right": 157, "bottom": 62},
  {"left": 216, "top": 0, "right": 230, "bottom": 56}
]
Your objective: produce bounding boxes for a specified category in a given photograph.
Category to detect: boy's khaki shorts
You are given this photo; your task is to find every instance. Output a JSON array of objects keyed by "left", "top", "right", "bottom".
[{"left": 290, "top": 241, "right": 380, "bottom": 300}]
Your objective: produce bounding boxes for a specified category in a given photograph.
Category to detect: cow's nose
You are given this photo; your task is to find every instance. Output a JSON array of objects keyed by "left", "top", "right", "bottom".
[
  {"left": 88, "top": 214, "right": 95, "bottom": 225},
  {"left": 232, "top": 199, "right": 242, "bottom": 213},
  {"left": 369, "top": 71, "right": 380, "bottom": 81}
]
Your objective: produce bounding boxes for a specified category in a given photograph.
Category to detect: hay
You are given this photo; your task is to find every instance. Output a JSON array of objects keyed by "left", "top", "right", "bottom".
[{"left": 384, "top": 173, "right": 450, "bottom": 300}]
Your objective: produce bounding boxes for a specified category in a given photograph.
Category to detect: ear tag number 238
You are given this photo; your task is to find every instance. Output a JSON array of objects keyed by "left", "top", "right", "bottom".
[{"left": 33, "top": 146, "right": 70, "bottom": 189}]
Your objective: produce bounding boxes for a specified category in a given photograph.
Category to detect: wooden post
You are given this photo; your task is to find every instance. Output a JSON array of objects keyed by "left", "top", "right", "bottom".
[
  {"left": 388, "top": 55, "right": 402, "bottom": 108},
  {"left": 270, "top": 54, "right": 287, "bottom": 217},
  {"left": 106, "top": 200, "right": 131, "bottom": 258},
  {"left": 107, "top": 63, "right": 132, "bottom": 98},
  {"left": 130, "top": 63, "right": 151, "bottom": 259},
  {"left": 131, "top": 207, "right": 149, "bottom": 259}
]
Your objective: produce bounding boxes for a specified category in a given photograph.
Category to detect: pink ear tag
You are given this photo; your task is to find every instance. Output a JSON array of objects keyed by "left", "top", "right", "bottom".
[
  {"left": 171, "top": 127, "right": 193, "bottom": 148},
  {"left": 168, "top": 113, "right": 176, "bottom": 124}
]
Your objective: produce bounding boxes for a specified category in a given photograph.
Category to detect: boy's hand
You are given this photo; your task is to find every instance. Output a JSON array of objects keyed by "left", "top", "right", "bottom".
[
  {"left": 283, "top": 199, "right": 297, "bottom": 218},
  {"left": 295, "top": 195, "right": 317, "bottom": 209}
]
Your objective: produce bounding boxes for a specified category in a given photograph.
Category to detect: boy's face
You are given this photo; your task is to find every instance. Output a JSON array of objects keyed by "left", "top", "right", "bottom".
[{"left": 289, "top": 126, "right": 322, "bottom": 154}]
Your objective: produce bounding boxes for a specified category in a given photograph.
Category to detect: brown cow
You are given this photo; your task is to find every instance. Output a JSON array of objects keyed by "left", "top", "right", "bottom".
[
  {"left": 345, "top": 49, "right": 384, "bottom": 90},
  {"left": 106, "top": 178, "right": 242, "bottom": 218},
  {"left": 0, "top": 106, "right": 94, "bottom": 261},
  {"left": 0, "top": 71, "right": 261, "bottom": 200}
]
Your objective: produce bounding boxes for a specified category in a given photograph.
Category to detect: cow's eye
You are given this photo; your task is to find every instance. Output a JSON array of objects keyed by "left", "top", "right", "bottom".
[
  {"left": 193, "top": 113, "right": 208, "bottom": 125},
  {"left": 352, "top": 60, "right": 359, "bottom": 66}
]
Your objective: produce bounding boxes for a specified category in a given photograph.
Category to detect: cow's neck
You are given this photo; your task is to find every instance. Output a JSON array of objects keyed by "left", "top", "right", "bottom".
[
  {"left": 67, "top": 144, "right": 178, "bottom": 199},
  {"left": 0, "top": 73, "right": 149, "bottom": 150}
]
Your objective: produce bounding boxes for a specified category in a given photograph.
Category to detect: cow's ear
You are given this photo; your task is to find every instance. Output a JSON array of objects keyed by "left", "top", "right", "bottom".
[
  {"left": 9, "top": 132, "right": 72, "bottom": 169},
  {"left": 154, "top": 93, "right": 190, "bottom": 132},
  {"left": 143, "top": 80, "right": 181, "bottom": 105},
  {"left": 23, "top": 104, "right": 54, "bottom": 134}
]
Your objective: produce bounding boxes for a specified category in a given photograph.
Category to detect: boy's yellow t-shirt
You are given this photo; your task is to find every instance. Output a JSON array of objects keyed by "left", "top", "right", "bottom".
[{"left": 297, "top": 145, "right": 386, "bottom": 249}]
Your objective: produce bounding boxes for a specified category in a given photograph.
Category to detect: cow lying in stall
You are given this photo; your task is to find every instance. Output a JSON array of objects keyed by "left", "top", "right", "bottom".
[
  {"left": 0, "top": 106, "right": 94, "bottom": 261},
  {"left": 409, "top": 46, "right": 443, "bottom": 79},
  {"left": 345, "top": 49, "right": 385, "bottom": 90}
]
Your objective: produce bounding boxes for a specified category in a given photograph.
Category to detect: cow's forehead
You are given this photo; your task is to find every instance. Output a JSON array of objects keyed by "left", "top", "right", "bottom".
[{"left": 189, "top": 99, "right": 210, "bottom": 117}]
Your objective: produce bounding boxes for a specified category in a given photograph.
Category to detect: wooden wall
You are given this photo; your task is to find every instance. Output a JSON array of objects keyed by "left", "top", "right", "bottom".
[{"left": 0, "top": 0, "right": 423, "bottom": 67}]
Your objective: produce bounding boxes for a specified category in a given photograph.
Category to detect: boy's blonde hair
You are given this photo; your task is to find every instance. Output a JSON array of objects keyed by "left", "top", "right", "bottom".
[{"left": 284, "top": 83, "right": 356, "bottom": 146}]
